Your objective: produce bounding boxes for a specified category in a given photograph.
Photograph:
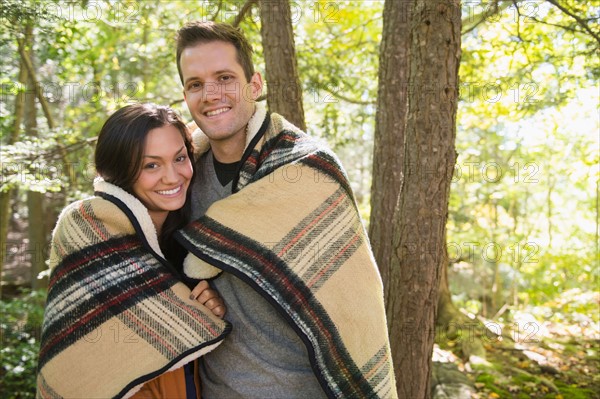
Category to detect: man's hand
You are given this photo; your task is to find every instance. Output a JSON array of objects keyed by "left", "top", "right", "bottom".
[{"left": 190, "top": 280, "right": 226, "bottom": 318}]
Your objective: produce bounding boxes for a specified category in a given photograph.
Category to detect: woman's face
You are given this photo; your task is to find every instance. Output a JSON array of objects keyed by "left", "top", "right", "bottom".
[{"left": 132, "top": 125, "right": 193, "bottom": 225}]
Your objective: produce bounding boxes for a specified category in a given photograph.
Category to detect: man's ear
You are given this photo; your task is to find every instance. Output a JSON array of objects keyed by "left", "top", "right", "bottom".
[{"left": 249, "top": 72, "right": 263, "bottom": 101}]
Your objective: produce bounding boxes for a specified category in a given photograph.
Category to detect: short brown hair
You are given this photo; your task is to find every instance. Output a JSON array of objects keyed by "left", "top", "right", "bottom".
[{"left": 176, "top": 21, "right": 255, "bottom": 85}]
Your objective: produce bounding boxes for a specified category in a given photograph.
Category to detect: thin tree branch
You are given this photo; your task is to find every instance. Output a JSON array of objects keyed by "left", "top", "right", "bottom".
[
  {"left": 169, "top": 98, "right": 185, "bottom": 107},
  {"left": 232, "top": 0, "right": 257, "bottom": 27},
  {"left": 526, "top": 16, "right": 587, "bottom": 35},
  {"left": 545, "top": 0, "right": 600, "bottom": 45},
  {"left": 210, "top": 0, "right": 224, "bottom": 22},
  {"left": 322, "top": 88, "right": 376, "bottom": 105},
  {"left": 3, "top": 137, "right": 98, "bottom": 164},
  {"left": 16, "top": 38, "right": 55, "bottom": 129},
  {"left": 462, "top": 0, "right": 512, "bottom": 35}
]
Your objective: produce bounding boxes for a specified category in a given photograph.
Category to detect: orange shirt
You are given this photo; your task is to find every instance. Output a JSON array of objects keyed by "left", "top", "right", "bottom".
[{"left": 130, "top": 361, "right": 200, "bottom": 399}]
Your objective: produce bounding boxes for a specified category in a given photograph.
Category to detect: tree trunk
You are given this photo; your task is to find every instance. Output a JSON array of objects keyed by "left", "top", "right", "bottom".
[
  {"left": 27, "top": 191, "right": 46, "bottom": 289},
  {"left": 258, "top": 0, "right": 306, "bottom": 131},
  {"left": 369, "top": 2, "right": 409, "bottom": 394},
  {"left": 436, "top": 247, "right": 462, "bottom": 331},
  {"left": 369, "top": 0, "right": 410, "bottom": 293},
  {"left": 0, "top": 193, "right": 9, "bottom": 298},
  {"left": 21, "top": 24, "right": 48, "bottom": 290},
  {"left": 491, "top": 201, "right": 504, "bottom": 315},
  {"left": 0, "top": 32, "right": 30, "bottom": 298},
  {"left": 370, "top": 1, "right": 461, "bottom": 397}
]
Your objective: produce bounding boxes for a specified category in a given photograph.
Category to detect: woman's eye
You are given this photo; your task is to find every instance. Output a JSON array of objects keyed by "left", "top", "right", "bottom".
[
  {"left": 175, "top": 155, "right": 187, "bottom": 162},
  {"left": 144, "top": 163, "right": 159, "bottom": 169}
]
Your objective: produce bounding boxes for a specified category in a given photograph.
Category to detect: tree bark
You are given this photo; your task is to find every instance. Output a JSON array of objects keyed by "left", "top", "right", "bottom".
[
  {"left": 0, "top": 32, "right": 30, "bottom": 298},
  {"left": 0, "top": 192, "right": 9, "bottom": 298},
  {"left": 369, "top": 2, "right": 409, "bottom": 394},
  {"left": 21, "top": 24, "right": 48, "bottom": 290},
  {"left": 370, "top": 1, "right": 461, "bottom": 397},
  {"left": 437, "top": 250, "right": 461, "bottom": 330},
  {"left": 27, "top": 191, "right": 46, "bottom": 289},
  {"left": 369, "top": 0, "right": 410, "bottom": 309},
  {"left": 258, "top": 0, "right": 306, "bottom": 131}
]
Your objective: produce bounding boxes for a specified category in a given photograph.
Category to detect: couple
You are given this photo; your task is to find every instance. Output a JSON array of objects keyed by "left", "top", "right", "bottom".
[{"left": 37, "top": 22, "right": 397, "bottom": 399}]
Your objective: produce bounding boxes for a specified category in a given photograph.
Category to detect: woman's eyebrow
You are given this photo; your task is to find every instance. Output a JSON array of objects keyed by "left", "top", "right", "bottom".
[{"left": 143, "top": 146, "right": 185, "bottom": 159}]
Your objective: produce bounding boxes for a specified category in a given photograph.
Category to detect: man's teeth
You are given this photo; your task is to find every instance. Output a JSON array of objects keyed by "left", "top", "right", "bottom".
[
  {"left": 206, "top": 108, "right": 230, "bottom": 117},
  {"left": 157, "top": 186, "right": 181, "bottom": 195}
]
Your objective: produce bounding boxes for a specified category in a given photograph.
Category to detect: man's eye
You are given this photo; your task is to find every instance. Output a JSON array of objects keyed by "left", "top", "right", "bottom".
[
  {"left": 187, "top": 82, "right": 202, "bottom": 91},
  {"left": 220, "top": 75, "right": 233, "bottom": 82}
]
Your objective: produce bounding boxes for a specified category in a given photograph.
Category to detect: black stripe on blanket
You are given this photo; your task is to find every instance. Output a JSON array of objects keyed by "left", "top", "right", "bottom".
[
  {"left": 300, "top": 151, "right": 357, "bottom": 205},
  {"left": 176, "top": 218, "right": 376, "bottom": 399},
  {"left": 38, "top": 235, "right": 175, "bottom": 369}
]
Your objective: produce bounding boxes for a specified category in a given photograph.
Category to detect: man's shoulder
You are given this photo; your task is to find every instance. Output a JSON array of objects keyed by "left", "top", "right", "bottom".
[
  {"left": 266, "top": 113, "right": 333, "bottom": 156},
  {"left": 268, "top": 112, "right": 306, "bottom": 137}
]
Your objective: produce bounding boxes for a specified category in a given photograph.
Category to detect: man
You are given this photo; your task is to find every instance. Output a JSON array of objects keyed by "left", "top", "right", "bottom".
[{"left": 175, "top": 21, "right": 397, "bottom": 399}]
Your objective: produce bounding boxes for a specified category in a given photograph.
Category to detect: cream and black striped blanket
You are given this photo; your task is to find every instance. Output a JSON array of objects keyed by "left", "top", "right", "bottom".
[
  {"left": 177, "top": 109, "right": 398, "bottom": 398},
  {"left": 36, "top": 179, "right": 230, "bottom": 398}
]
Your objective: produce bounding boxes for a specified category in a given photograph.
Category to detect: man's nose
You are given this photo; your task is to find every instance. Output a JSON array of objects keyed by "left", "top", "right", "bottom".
[{"left": 203, "top": 81, "right": 222, "bottom": 102}]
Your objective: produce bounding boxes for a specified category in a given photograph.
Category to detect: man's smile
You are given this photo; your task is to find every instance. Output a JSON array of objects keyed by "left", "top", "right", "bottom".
[{"left": 205, "top": 107, "right": 232, "bottom": 117}]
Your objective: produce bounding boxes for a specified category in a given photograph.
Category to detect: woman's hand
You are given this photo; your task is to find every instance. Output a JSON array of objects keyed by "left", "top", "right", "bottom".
[{"left": 190, "top": 280, "right": 227, "bottom": 318}]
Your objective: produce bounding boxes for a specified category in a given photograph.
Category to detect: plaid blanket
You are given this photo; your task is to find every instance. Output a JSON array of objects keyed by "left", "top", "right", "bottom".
[
  {"left": 36, "top": 178, "right": 230, "bottom": 398},
  {"left": 176, "top": 107, "right": 398, "bottom": 398}
]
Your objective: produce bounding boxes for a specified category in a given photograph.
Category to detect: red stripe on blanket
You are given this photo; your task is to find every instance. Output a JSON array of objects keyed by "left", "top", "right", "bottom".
[
  {"left": 277, "top": 191, "right": 346, "bottom": 258},
  {"left": 80, "top": 201, "right": 109, "bottom": 241},
  {"left": 158, "top": 292, "right": 220, "bottom": 337},
  {"left": 307, "top": 232, "right": 360, "bottom": 288},
  {"left": 121, "top": 310, "right": 179, "bottom": 356}
]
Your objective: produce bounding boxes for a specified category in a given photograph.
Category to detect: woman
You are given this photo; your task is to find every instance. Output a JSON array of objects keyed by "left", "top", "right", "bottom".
[{"left": 36, "top": 104, "right": 230, "bottom": 398}]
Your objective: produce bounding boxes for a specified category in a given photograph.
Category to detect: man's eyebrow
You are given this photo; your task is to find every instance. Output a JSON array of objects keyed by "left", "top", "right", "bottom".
[
  {"left": 183, "top": 69, "right": 237, "bottom": 85},
  {"left": 214, "top": 69, "right": 236, "bottom": 75},
  {"left": 143, "top": 146, "right": 185, "bottom": 159}
]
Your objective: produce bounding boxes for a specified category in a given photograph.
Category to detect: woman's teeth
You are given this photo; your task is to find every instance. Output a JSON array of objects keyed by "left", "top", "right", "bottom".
[{"left": 157, "top": 186, "right": 181, "bottom": 195}]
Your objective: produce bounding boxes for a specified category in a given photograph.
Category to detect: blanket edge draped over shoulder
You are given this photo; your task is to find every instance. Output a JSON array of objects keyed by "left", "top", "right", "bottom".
[
  {"left": 176, "top": 104, "right": 398, "bottom": 399},
  {"left": 37, "top": 178, "right": 230, "bottom": 399}
]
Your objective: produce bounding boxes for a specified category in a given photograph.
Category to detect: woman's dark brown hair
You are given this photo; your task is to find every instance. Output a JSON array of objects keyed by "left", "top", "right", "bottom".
[{"left": 95, "top": 103, "right": 194, "bottom": 267}]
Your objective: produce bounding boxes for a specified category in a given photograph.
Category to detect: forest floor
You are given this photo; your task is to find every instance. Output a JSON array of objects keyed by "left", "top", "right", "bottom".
[{"left": 434, "top": 305, "right": 600, "bottom": 399}]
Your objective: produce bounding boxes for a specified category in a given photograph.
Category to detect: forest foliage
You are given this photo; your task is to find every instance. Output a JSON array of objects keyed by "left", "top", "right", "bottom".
[{"left": 0, "top": 0, "right": 598, "bottom": 397}]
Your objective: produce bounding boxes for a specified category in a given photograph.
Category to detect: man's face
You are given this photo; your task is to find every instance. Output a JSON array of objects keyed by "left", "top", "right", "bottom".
[{"left": 181, "top": 41, "right": 262, "bottom": 153}]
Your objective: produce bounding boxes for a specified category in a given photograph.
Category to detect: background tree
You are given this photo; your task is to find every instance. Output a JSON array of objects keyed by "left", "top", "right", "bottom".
[
  {"left": 368, "top": 0, "right": 408, "bottom": 394},
  {"left": 259, "top": 0, "right": 306, "bottom": 130},
  {"left": 370, "top": 0, "right": 462, "bottom": 397}
]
